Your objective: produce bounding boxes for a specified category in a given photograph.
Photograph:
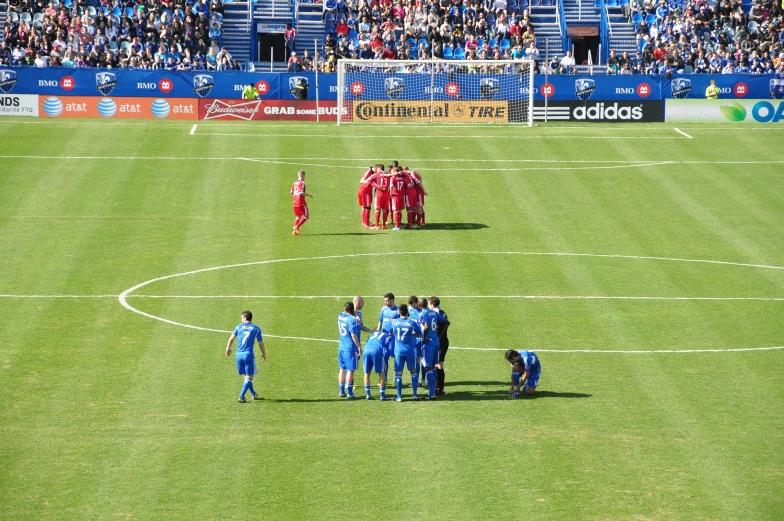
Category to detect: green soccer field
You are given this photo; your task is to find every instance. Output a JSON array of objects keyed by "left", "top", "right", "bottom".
[{"left": 0, "top": 119, "right": 783, "bottom": 521}]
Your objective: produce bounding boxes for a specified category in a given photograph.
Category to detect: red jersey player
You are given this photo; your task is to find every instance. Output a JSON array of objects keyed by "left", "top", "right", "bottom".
[
  {"left": 402, "top": 166, "right": 428, "bottom": 227},
  {"left": 357, "top": 165, "right": 378, "bottom": 229},
  {"left": 290, "top": 170, "right": 313, "bottom": 235},
  {"left": 388, "top": 167, "right": 412, "bottom": 230},
  {"left": 372, "top": 164, "right": 391, "bottom": 229}
]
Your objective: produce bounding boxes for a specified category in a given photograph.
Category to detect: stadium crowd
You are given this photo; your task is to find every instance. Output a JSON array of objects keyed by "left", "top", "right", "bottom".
[
  {"left": 0, "top": 0, "right": 242, "bottom": 69},
  {"left": 620, "top": 0, "right": 784, "bottom": 74}
]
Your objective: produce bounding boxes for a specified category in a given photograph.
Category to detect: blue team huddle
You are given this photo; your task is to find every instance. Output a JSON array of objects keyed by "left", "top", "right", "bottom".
[{"left": 226, "top": 295, "right": 542, "bottom": 402}]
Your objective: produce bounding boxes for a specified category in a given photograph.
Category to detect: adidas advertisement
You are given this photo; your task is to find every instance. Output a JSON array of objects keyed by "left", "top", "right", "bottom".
[
  {"left": 666, "top": 99, "right": 784, "bottom": 123},
  {"left": 528, "top": 101, "right": 664, "bottom": 122}
]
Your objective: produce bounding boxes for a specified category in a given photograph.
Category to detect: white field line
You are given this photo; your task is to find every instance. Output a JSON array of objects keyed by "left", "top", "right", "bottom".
[
  {"left": 199, "top": 133, "right": 684, "bottom": 139},
  {"left": 190, "top": 124, "right": 197, "bottom": 135},
  {"left": 674, "top": 128, "right": 694, "bottom": 139},
  {"left": 4, "top": 294, "right": 783, "bottom": 301},
  {"left": 2, "top": 155, "right": 781, "bottom": 165},
  {"left": 2, "top": 120, "right": 783, "bottom": 132}
]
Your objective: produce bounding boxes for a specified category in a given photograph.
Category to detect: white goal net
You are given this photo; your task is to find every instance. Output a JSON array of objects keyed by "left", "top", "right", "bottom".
[{"left": 336, "top": 59, "right": 534, "bottom": 125}]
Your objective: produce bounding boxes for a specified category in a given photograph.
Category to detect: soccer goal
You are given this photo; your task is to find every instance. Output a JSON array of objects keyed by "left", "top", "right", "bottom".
[{"left": 336, "top": 59, "right": 535, "bottom": 126}]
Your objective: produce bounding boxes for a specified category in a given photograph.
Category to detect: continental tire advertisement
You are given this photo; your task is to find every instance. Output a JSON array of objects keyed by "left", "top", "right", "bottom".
[
  {"left": 348, "top": 100, "right": 509, "bottom": 122},
  {"left": 531, "top": 101, "right": 664, "bottom": 122},
  {"left": 666, "top": 99, "right": 784, "bottom": 123}
]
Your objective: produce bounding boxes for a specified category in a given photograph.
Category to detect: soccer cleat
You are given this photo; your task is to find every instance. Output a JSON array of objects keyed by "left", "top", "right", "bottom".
[
  {"left": 425, "top": 395, "right": 435, "bottom": 400},
  {"left": 381, "top": 225, "right": 388, "bottom": 229},
  {"left": 292, "top": 229, "right": 300, "bottom": 235},
  {"left": 412, "top": 395, "right": 419, "bottom": 401},
  {"left": 238, "top": 397, "right": 246, "bottom": 403},
  {"left": 435, "top": 389, "right": 445, "bottom": 396},
  {"left": 346, "top": 393, "right": 358, "bottom": 399},
  {"left": 393, "top": 227, "right": 400, "bottom": 231},
  {"left": 253, "top": 394, "right": 263, "bottom": 400},
  {"left": 512, "top": 392, "right": 519, "bottom": 398},
  {"left": 394, "top": 396, "right": 403, "bottom": 402},
  {"left": 379, "top": 396, "right": 389, "bottom": 401},
  {"left": 339, "top": 392, "right": 347, "bottom": 398},
  {"left": 412, "top": 224, "right": 419, "bottom": 229}
]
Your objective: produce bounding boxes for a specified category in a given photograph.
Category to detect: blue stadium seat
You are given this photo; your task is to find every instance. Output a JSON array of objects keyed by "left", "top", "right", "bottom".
[
  {"left": 606, "top": 0, "right": 618, "bottom": 6},
  {"left": 99, "top": 6, "right": 108, "bottom": 15},
  {"left": 477, "top": 38, "right": 484, "bottom": 48},
  {"left": 418, "top": 38, "right": 429, "bottom": 49},
  {"left": 518, "top": 0, "right": 528, "bottom": 10},
  {"left": 632, "top": 12, "right": 642, "bottom": 23},
  {"left": 454, "top": 47, "right": 465, "bottom": 59},
  {"left": 348, "top": 29, "right": 358, "bottom": 39},
  {"left": 124, "top": 7, "right": 134, "bottom": 16},
  {"left": 112, "top": 6, "right": 121, "bottom": 16},
  {"left": 408, "top": 37, "right": 416, "bottom": 47},
  {"left": 443, "top": 47, "right": 453, "bottom": 59},
  {"left": 63, "top": 0, "right": 72, "bottom": 7},
  {"left": 645, "top": 13, "right": 655, "bottom": 25},
  {"left": 619, "top": 0, "right": 629, "bottom": 5},
  {"left": 499, "top": 39, "right": 510, "bottom": 50}
]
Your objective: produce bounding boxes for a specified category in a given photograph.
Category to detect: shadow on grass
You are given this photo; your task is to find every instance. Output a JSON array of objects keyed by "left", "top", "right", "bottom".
[
  {"left": 444, "top": 389, "right": 592, "bottom": 401},
  {"left": 303, "top": 232, "right": 376, "bottom": 237},
  {"left": 417, "top": 223, "right": 488, "bottom": 231}
]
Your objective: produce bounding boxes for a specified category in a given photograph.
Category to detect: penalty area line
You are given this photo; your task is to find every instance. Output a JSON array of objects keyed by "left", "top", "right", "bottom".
[
  {"left": 190, "top": 124, "right": 198, "bottom": 135},
  {"left": 674, "top": 128, "right": 694, "bottom": 139}
]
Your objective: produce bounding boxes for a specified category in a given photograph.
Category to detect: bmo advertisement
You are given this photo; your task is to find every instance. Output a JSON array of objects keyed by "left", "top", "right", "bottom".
[{"left": 0, "top": 66, "right": 781, "bottom": 122}]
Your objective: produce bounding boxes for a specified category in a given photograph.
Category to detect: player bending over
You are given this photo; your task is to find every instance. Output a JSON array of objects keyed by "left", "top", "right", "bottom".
[
  {"left": 338, "top": 301, "right": 362, "bottom": 398},
  {"left": 362, "top": 331, "right": 393, "bottom": 400},
  {"left": 290, "top": 170, "right": 313, "bottom": 235},
  {"left": 505, "top": 349, "right": 541, "bottom": 397},
  {"left": 226, "top": 311, "right": 267, "bottom": 403},
  {"left": 390, "top": 304, "right": 423, "bottom": 401}
]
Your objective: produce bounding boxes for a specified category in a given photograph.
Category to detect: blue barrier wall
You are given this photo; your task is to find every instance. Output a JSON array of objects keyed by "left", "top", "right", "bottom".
[{"left": 0, "top": 67, "right": 779, "bottom": 101}]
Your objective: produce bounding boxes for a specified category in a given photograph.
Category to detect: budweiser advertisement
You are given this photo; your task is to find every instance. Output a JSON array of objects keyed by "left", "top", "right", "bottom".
[
  {"left": 38, "top": 96, "right": 198, "bottom": 119},
  {"left": 199, "top": 99, "right": 344, "bottom": 121}
]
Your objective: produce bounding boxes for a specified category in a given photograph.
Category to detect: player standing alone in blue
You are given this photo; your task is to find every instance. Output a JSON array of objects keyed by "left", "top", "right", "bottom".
[
  {"left": 226, "top": 311, "right": 267, "bottom": 403},
  {"left": 391, "top": 304, "right": 423, "bottom": 401},
  {"left": 505, "top": 349, "right": 541, "bottom": 397},
  {"left": 338, "top": 301, "right": 362, "bottom": 399}
]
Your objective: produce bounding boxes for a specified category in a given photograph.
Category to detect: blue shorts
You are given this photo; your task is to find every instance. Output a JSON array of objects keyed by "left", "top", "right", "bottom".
[
  {"left": 362, "top": 349, "right": 386, "bottom": 374},
  {"left": 338, "top": 350, "right": 358, "bottom": 371},
  {"left": 422, "top": 341, "right": 440, "bottom": 368},
  {"left": 394, "top": 349, "right": 417, "bottom": 373},
  {"left": 236, "top": 353, "right": 256, "bottom": 376},
  {"left": 414, "top": 338, "right": 423, "bottom": 358},
  {"left": 526, "top": 369, "right": 540, "bottom": 388}
]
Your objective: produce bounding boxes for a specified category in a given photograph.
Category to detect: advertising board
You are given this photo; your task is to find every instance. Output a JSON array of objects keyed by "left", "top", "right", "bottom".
[
  {"left": 666, "top": 99, "right": 784, "bottom": 123},
  {"left": 532, "top": 100, "right": 664, "bottom": 122},
  {"left": 38, "top": 96, "right": 198, "bottom": 119},
  {"left": 0, "top": 94, "right": 39, "bottom": 117},
  {"left": 347, "top": 100, "right": 508, "bottom": 122},
  {"left": 198, "top": 99, "right": 343, "bottom": 121}
]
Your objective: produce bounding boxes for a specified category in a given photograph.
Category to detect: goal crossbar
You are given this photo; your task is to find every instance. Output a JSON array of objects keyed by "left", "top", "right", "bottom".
[{"left": 336, "top": 59, "right": 535, "bottom": 126}]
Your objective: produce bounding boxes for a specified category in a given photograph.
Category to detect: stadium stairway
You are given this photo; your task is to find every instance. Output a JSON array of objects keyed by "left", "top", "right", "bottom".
[
  {"left": 294, "top": 2, "right": 325, "bottom": 56},
  {"left": 254, "top": 0, "right": 292, "bottom": 23},
  {"left": 530, "top": 6, "right": 565, "bottom": 60},
  {"left": 0, "top": 0, "right": 7, "bottom": 36},
  {"left": 605, "top": 2, "right": 637, "bottom": 57},
  {"left": 222, "top": 1, "right": 253, "bottom": 63},
  {"left": 563, "top": 0, "right": 601, "bottom": 25}
]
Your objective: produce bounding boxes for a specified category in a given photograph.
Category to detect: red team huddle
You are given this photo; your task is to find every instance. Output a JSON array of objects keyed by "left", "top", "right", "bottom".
[{"left": 357, "top": 161, "right": 428, "bottom": 231}]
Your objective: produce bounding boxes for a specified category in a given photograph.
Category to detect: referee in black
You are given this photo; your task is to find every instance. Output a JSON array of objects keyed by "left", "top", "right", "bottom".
[{"left": 432, "top": 297, "right": 450, "bottom": 396}]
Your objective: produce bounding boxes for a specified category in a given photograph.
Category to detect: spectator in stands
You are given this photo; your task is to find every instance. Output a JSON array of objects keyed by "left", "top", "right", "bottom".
[
  {"left": 0, "top": 42, "right": 10, "bottom": 65},
  {"left": 560, "top": 49, "right": 575, "bottom": 73},
  {"left": 284, "top": 22, "right": 296, "bottom": 57},
  {"left": 288, "top": 51, "right": 301, "bottom": 72},
  {"left": 210, "top": 0, "right": 224, "bottom": 15},
  {"left": 607, "top": 49, "right": 619, "bottom": 73},
  {"left": 209, "top": 23, "right": 222, "bottom": 47},
  {"left": 301, "top": 49, "right": 314, "bottom": 70},
  {"left": 205, "top": 46, "right": 217, "bottom": 70},
  {"left": 525, "top": 40, "right": 539, "bottom": 61}
]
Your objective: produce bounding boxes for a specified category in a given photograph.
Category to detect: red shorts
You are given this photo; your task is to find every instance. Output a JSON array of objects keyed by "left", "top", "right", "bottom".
[
  {"left": 405, "top": 188, "right": 418, "bottom": 208},
  {"left": 391, "top": 195, "right": 405, "bottom": 212},
  {"left": 357, "top": 188, "right": 372, "bottom": 207},
  {"left": 374, "top": 191, "right": 390, "bottom": 209},
  {"left": 293, "top": 205, "right": 309, "bottom": 218},
  {"left": 415, "top": 187, "right": 425, "bottom": 206}
]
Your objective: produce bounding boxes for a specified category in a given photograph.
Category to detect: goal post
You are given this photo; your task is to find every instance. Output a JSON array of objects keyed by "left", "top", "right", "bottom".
[{"left": 336, "top": 59, "right": 535, "bottom": 126}]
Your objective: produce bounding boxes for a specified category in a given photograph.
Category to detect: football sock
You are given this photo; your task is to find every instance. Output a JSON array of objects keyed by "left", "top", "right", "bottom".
[
  {"left": 411, "top": 373, "right": 419, "bottom": 397},
  {"left": 394, "top": 212, "right": 401, "bottom": 228},
  {"left": 339, "top": 382, "right": 345, "bottom": 395},
  {"left": 395, "top": 376, "right": 402, "bottom": 398},
  {"left": 240, "top": 378, "right": 251, "bottom": 399},
  {"left": 427, "top": 370, "right": 436, "bottom": 396},
  {"left": 436, "top": 368, "right": 445, "bottom": 390},
  {"left": 380, "top": 386, "right": 387, "bottom": 399},
  {"left": 512, "top": 372, "right": 521, "bottom": 388},
  {"left": 364, "top": 385, "right": 371, "bottom": 398},
  {"left": 382, "top": 209, "right": 389, "bottom": 225},
  {"left": 374, "top": 209, "right": 381, "bottom": 226},
  {"left": 347, "top": 384, "right": 354, "bottom": 396},
  {"left": 421, "top": 210, "right": 426, "bottom": 224},
  {"left": 362, "top": 209, "right": 368, "bottom": 226},
  {"left": 407, "top": 211, "right": 415, "bottom": 226},
  {"left": 248, "top": 380, "right": 257, "bottom": 397}
]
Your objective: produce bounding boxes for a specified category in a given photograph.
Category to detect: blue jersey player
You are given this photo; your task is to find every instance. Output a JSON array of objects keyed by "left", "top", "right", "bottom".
[
  {"left": 418, "top": 297, "right": 447, "bottom": 399},
  {"left": 390, "top": 304, "right": 423, "bottom": 401},
  {"left": 362, "top": 331, "right": 393, "bottom": 400},
  {"left": 226, "top": 311, "right": 266, "bottom": 403},
  {"left": 338, "top": 301, "right": 362, "bottom": 399},
  {"left": 377, "top": 292, "right": 400, "bottom": 381},
  {"left": 505, "top": 349, "right": 541, "bottom": 397}
]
